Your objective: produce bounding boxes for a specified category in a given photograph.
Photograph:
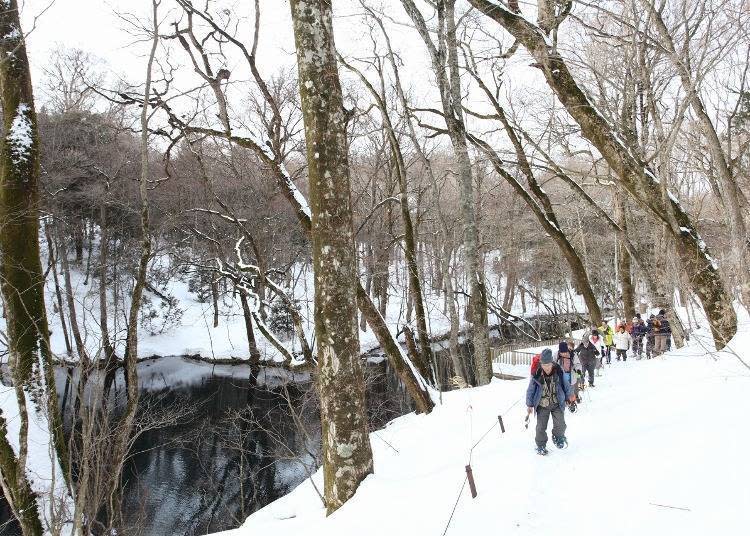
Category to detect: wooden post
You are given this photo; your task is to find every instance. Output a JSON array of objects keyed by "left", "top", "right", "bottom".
[
  {"left": 465, "top": 465, "right": 477, "bottom": 498},
  {"left": 498, "top": 415, "right": 505, "bottom": 433}
]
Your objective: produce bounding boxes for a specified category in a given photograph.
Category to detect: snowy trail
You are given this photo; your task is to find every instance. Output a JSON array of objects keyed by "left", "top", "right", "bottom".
[{"left": 213, "top": 316, "right": 749, "bottom": 536}]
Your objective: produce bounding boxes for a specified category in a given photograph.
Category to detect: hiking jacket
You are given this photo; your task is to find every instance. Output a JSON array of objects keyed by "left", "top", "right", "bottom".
[
  {"left": 599, "top": 325, "right": 614, "bottom": 346},
  {"left": 575, "top": 342, "right": 599, "bottom": 362},
  {"left": 526, "top": 363, "right": 573, "bottom": 411},
  {"left": 631, "top": 321, "right": 646, "bottom": 338},
  {"left": 613, "top": 331, "right": 631, "bottom": 350},
  {"left": 589, "top": 334, "right": 606, "bottom": 353},
  {"left": 656, "top": 314, "right": 672, "bottom": 334}
]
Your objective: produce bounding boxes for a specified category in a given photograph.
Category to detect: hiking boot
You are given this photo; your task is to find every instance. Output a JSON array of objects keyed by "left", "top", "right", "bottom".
[
  {"left": 552, "top": 435, "right": 568, "bottom": 449},
  {"left": 536, "top": 445, "right": 549, "bottom": 456}
]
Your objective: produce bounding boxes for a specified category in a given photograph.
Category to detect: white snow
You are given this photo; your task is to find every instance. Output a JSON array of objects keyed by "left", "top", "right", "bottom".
[
  {"left": 0, "top": 385, "right": 71, "bottom": 532},
  {"left": 209, "top": 306, "right": 750, "bottom": 536},
  {"left": 7, "top": 102, "right": 33, "bottom": 167}
]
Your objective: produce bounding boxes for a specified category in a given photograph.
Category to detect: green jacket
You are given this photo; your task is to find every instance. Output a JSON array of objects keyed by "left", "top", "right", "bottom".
[{"left": 599, "top": 324, "right": 614, "bottom": 346}]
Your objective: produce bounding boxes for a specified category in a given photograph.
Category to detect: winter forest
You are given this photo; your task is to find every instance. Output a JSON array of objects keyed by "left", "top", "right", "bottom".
[{"left": 0, "top": 0, "right": 748, "bottom": 534}]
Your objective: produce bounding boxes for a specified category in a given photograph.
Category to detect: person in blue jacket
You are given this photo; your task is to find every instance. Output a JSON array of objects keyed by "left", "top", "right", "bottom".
[{"left": 526, "top": 349, "right": 575, "bottom": 455}]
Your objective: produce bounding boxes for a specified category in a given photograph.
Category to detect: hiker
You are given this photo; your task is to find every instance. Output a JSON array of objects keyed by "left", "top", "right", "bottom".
[
  {"left": 598, "top": 320, "right": 614, "bottom": 364},
  {"left": 654, "top": 309, "right": 672, "bottom": 355},
  {"left": 588, "top": 329, "right": 606, "bottom": 375},
  {"left": 555, "top": 341, "right": 582, "bottom": 404},
  {"left": 575, "top": 338, "right": 600, "bottom": 388},
  {"left": 526, "top": 349, "right": 575, "bottom": 455},
  {"left": 630, "top": 316, "right": 646, "bottom": 359},
  {"left": 613, "top": 324, "right": 631, "bottom": 361},
  {"left": 645, "top": 314, "right": 657, "bottom": 359}
]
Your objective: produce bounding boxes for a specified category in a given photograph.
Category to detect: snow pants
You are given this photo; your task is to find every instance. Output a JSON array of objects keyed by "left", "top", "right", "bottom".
[
  {"left": 646, "top": 336, "right": 655, "bottom": 358},
  {"left": 581, "top": 357, "right": 596, "bottom": 386},
  {"left": 535, "top": 405, "right": 566, "bottom": 447},
  {"left": 616, "top": 349, "right": 627, "bottom": 361}
]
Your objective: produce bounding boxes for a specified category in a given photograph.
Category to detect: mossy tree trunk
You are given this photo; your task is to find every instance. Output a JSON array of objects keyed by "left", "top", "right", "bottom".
[
  {"left": 0, "top": 2, "right": 68, "bottom": 533},
  {"left": 289, "top": 0, "right": 374, "bottom": 514}
]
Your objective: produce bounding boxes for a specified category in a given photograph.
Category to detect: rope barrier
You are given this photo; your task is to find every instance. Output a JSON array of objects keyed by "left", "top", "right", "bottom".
[
  {"left": 440, "top": 474, "right": 468, "bottom": 536},
  {"left": 468, "top": 395, "right": 524, "bottom": 463}
]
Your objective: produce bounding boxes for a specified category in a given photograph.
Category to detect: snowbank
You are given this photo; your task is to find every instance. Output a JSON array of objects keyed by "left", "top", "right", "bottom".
[{"left": 210, "top": 309, "right": 750, "bottom": 536}]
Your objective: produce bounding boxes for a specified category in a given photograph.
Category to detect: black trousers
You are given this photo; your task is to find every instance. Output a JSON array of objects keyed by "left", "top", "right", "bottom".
[
  {"left": 616, "top": 349, "right": 627, "bottom": 361},
  {"left": 535, "top": 405, "right": 566, "bottom": 447},
  {"left": 580, "top": 357, "right": 596, "bottom": 386}
]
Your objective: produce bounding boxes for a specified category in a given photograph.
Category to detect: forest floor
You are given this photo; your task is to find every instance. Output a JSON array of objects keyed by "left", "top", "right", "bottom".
[{"left": 212, "top": 306, "right": 749, "bottom": 536}]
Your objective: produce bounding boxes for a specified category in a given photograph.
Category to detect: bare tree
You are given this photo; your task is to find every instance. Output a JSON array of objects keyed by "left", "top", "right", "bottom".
[{"left": 468, "top": 0, "right": 737, "bottom": 347}]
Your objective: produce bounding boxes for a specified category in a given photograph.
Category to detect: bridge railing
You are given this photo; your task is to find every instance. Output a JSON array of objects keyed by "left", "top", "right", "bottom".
[{"left": 491, "top": 338, "right": 583, "bottom": 367}]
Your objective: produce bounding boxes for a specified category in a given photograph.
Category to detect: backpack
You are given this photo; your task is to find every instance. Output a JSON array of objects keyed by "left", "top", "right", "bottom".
[{"left": 531, "top": 354, "right": 541, "bottom": 375}]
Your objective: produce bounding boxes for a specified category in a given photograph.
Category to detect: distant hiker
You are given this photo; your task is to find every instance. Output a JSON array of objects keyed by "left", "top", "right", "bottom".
[
  {"left": 575, "top": 338, "right": 600, "bottom": 388},
  {"left": 589, "top": 329, "right": 606, "bottom": 375},
  {"left": 598, "top": 320, "right": 614, "bottom": 364},
  {"left": 645, "top": 314, "right": 657, "bottom": 359},
  {"left": 556, "top": 341, "right": 582, "bottom": 402},
  {"left": 613, "top": 325, "right": 631, "bottom": 361},
  {"left": 526, "top": 349, "right": 575, "bottom": 455},
  {"left": 654, "top": 309, "right": 672, "bottom": 355},
  {"left": 630, "top": 316, "right": 646, "bottom": 359}
]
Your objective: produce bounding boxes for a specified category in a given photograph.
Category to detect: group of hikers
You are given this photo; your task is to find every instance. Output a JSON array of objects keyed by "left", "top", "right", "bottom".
[{"left": 525, "top": 309, "right": 673, "bottom": 455}]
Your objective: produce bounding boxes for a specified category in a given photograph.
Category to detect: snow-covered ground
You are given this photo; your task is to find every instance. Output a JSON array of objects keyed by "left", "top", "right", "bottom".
[{"left": 211, "top": 307, "right": 750, "bottom": 536}]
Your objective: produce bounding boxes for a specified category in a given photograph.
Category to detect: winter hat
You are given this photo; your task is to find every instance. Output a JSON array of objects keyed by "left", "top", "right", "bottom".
[
  {"left": 558, "top": 341, "right": 569, "bottom": 353},
  {"left": 540, "top": 349, "right": 553, "bottom": 364}
]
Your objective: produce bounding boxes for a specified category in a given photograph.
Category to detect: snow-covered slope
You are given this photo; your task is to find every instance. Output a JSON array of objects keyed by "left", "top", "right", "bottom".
[{"left": 211, "top": 308, "right": 750, "bottom": 536}]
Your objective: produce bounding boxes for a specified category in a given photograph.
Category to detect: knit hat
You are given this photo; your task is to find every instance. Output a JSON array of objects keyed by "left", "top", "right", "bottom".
[
  {"left": 558, "top": 341, "right": 569, "bottom": 353},
  {"left": 540, "top": 348, "right": 553, "bottom": 364}
]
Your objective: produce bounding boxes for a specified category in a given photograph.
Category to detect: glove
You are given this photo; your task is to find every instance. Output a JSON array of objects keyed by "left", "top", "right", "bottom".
[{"left": 568, "top": 401, "right": 577, "bottom": 413}]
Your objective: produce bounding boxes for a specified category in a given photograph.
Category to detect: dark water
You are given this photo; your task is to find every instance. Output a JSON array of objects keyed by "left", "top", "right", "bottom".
[
  {"left": 1, "top": 356, "right": 410, "bottom": 536},
  {"left": 85, "top": 357, "right": 408, "bottom": 535}
]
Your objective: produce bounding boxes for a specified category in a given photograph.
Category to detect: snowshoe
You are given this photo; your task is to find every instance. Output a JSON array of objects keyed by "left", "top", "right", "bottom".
[
  {"left": 536, "top": 446, "right": 549, "bottom": 456},
  {"left": 552, "top": 435, "right": 568, "bottom": 449}
]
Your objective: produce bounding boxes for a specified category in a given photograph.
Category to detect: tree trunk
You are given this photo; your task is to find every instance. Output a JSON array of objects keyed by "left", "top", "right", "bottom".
[
  {"left": 290, "top": 0, "right": 374, "bottom": 514},
  {"left": 57, "top": 224, "right": 89, "bottom": 364},
  {"left": 239, "top": 287, "right": 262, "bottom": 365},
  {"left": 210, "top": 277, "right": 220, "bottom": 328},
  {"left": 44, "top": 222, "right": 72, "bottom": 355},
  {"left": 614, "top": 191, "right": 636, "bottom": 320},
  {"left": 468, "top": 0, "right": 737, "bottom": 347},
  {"left": 0, "top": 2, "right": 69, "bottom": 530}
]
